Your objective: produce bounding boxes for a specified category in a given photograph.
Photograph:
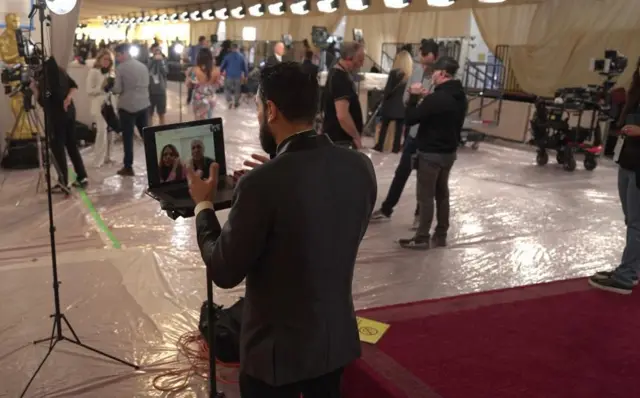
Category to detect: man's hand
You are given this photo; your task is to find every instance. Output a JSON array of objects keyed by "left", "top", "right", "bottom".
[
  {"left": 409, "top": 82, "right": 424, "bottom": 95},
  {"left": 622, "top": 125, "right": 640, "bottom": 137},
  {"left": 232, "top": 153, "right": 269, "bottom": 182},
  {"left": 63, "top": 96, "right": 72, "bottom": 111},
  {"left": 353, "top": 135, "right": 363, "bottom": 149},
  {"left": 187, "top": 162, "right": 219, "bottom": 205}
]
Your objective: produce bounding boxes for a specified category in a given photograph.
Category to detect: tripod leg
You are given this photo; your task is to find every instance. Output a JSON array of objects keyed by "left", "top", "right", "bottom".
[
  {"left": 33, "top": 315, "right": 58, "bottom": 347},
  {"left": 61, "top": 313, "right": 81, "bottom": 342},
  {"left": 61, "top": 337, "right": 139, "bottom": 369},
  {"left": 19, "top": 339, "right": 59, "bottom": 398}
]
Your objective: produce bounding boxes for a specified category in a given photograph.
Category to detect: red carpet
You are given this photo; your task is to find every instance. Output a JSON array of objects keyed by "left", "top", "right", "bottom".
[{"left": 343, "top": 279, "right": 640, "bottom": 398}]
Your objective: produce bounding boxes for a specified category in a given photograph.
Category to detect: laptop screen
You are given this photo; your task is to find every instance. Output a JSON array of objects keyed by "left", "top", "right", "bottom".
[{"left": 144, "top": 118, "right": 227, "bottom": 188}]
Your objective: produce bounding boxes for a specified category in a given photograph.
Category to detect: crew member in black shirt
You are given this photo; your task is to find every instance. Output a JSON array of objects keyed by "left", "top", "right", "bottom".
[
  {"left": 322, "top": 41, "right": 365, "bottom": 148},
  {"left": 398, "top": 56, "right": 467, "bottom": 250}
]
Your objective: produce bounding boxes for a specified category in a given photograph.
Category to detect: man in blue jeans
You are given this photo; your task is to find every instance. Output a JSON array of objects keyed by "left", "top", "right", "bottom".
[
  {"left": 370, "top": 39, "right": 439, "bottom": 229},
  {"left": 589, "top": 121, "right": 640, "bottom": 294},
  {"left": 221, "top": 43, "right": 248, "bottom": 109},
  {"left": 112, "top": 43, "right": 151, "bottom": 176}
]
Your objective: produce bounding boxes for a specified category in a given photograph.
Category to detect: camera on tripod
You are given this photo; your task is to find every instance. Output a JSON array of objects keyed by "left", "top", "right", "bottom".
[{"left": 590, "top": 49, "right": 628, "bottom": 77}]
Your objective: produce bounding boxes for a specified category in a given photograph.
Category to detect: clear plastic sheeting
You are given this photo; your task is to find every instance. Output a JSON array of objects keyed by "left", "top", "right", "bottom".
[{"left": 0, "top": 84, "right": 626, "bottom": 397}]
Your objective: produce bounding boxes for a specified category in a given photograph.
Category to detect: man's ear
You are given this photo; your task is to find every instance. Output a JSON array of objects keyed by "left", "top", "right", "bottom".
[{"left": 266, "top": 100, "right": 278, "bottom": 124}]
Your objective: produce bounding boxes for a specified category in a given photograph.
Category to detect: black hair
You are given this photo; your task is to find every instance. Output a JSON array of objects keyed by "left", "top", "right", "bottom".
[
  {"left": 258, "top": 62, "right": 318, "bottom": 124},
  {"left": 420, "top": 39, "right": 439, "bottom": 58},
  {"left": 197, "top": 47, "right": 214, "bottom": 80},
  {"left": 114, "top": 43, "right": 130, "bottom": 55},
  {"left": 400, "top": 44, "right": 413, "bottom": 54},
  {"left": 231, "top": 43, "right": 239, "bottom": 49},
  {"left": 304, "top": 50, "right": 313, "bottom": 60},
  {"left": 432, "top": 56, "right": 459, "bottom": 76},
  {"left": 198, "top": 35, "right": 206, "bottom": 43}
]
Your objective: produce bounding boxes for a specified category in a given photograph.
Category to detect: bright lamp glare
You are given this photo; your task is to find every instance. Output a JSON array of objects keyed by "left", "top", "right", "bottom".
[
  {"left": 427, "top": 0, "right": 454, "bottom": 6},
  {"left": 242, "top": 26, "right": 257, "bottom": 41},
  {"left": 345, "top": 0, "right": 368, "bottom": 10},
  {"left": 478, "top": 0, "right": 506, "bottom": 3},
  {"left": 129, "top": 45, "right": 140, "bottom": 57},
  {"left": 169, "top": 13, "right": 178, "bottom": 21},
  {"left": 202, "top": 9, "right": 214, "bottom": 19},
  {"left": 268, "top": 2, "right": 285, "bottom": 15},
  {"left": 151, "top": 15, "right": 159, "bottom": 21},
  {"left": 384, "top": 0, "right": 409, "bottom": 8},
  {"left": 215, "top": 8, "right": 228, "bottom": 19},
  {"left": 291, "top": 0, "right": 309, "bottom": 14},
  {"left": 174, "top": 43, "right": 184, "bottom": 54},
  {"left": 248, "top": 4, "right": 264, "bottom": 16},
  {"left": 190, "top": 11, "right": 201, "bottom": 21},
  {"left": 317, "top": 0, "right": 337, "bottom": 12},
  {"left": 159, "top": 14, "right": 168, "bottom": 21},
  {"left": 45, "top": 0, "right": 77, "bottom": 15},
  {"left": 231, "top": 6, "right": 245, "bottom": 18},
  {"left": 179, "top": 11, "right": 189, "bottom": 21}
]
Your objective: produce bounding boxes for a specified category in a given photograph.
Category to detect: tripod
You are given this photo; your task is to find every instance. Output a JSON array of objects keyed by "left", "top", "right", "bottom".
[{"left": 20, "top": 2, "right": 139, "bottom": 397}]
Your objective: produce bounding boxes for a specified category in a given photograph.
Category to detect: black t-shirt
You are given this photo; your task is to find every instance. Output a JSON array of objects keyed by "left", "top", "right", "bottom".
[{"left": 322, "top": 67, "right": 363, "bottom": 144}]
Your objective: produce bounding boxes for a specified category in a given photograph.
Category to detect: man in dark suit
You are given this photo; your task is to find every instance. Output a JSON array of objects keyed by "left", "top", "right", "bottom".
[
  {"left": 265, "top": 41, "right": 285, "bottom": 67},
  {"left": 187, "top": 62, "right": 377, "bottom": 397}
]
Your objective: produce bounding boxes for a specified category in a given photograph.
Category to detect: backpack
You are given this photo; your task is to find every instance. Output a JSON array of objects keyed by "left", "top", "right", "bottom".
[{"left": 198, "top": 298, "right": 244, "bottom": 363}]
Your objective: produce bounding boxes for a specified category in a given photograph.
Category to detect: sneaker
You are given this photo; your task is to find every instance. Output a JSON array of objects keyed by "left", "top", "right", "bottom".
[
  {"left": 117, "top": 167, "right": 135, "bottom": 177},
  {"left": 71, "top": 177, "right": 88, "bottom": 189},
  {"left": 431, "top": 235, "right": 447, "bottom": 248},
  {"left": 370, "top": 210, "right": 391, "bottom": 222},
  {"left": 410, "top": 216, "right": 420, "bottom": 231},
  {"left": 397, "top": 237, "right": 429, "bottom": 250},
  {"left": 588, "top": 275, "right": 633, "bottom": 295},
  {"left": 592, "top": 271, "right": 638, "bottom": 286}
]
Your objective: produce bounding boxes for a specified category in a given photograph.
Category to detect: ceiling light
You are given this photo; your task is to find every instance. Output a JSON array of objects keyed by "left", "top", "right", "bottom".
[
  {"left": 291, "top": 0, "right": 310, "bottom": 14},
  {"left": 45, "top": 0, "right": 77, "bottom": 15},
  {"left": 136, "top": 16, "right": 143, "bottom": 23},
  {"left": 231, "top": 5, "right": 246, "bottom": 18},
  {"left": 190, "top": 10, "right": 202, "bottom": 21},
  {"left": 150, "top": 14, "right": 159, "bottom": 21},
  {"left": 345, "top": 0, "right": 369, "bottom": 10},
  {"left": 317, "top": 0, "right": 338, "bottom": 12},
  {"left": 215, "top": 8, "right": 229, "bottom": 19},
  {"left": 427, "top": 0, "right": 454, "bottom": 6},
  {"left": 478, "top": 0, "right": 505, "bottom": 2},
  {"left": 385, "top": 0, "right": 409, "bottom": 7},
  {"left": 248, "top": 3, "right": 265, "bottom": 16},
  {"left": 169, "top": 12, "right": 178, "bottom": 21},
  {"left": 179, "top": 11, "right": 189, "bottom": 21},
  {"left": 202, "top": 9, "right": 215, "bottom": 19},
  {"left": 159, "top": 13, "right": 168, "bottom": 21},
  {"left": 143, "top": 15, "right": 150, "bottom": 22},
  {"left": 268, "top": 2, "right": 285, "bottom": 15}
]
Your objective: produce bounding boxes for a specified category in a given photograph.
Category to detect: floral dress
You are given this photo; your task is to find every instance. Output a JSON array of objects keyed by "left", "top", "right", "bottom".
[{"left": 191, "top": 70, "right": 219, "bottom": 120}]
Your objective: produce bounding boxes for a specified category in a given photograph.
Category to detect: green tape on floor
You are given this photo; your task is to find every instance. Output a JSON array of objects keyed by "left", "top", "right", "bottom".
[{"left": 70, "top": 172, "right": 121, "bottom": 249}]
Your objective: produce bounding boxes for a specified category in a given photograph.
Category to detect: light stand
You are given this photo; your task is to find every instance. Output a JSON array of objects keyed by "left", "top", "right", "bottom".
[
  {"left": 206, "top": 271, "right": 226, "bottom": 398},
  {"left": 20, "top": 2, "right": 139, "bottom": 396}
]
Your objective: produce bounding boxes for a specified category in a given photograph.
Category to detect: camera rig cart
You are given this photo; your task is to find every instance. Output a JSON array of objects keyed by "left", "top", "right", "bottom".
[{"left": 529, "top": 49, "right": 627, "bottom": 172}]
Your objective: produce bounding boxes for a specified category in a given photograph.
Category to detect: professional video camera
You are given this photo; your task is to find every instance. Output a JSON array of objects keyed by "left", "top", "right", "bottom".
[
  {"left": 1, "top": 29, "right": 42, "bottom": 104},
  {"left": 529, "top": 49, "right": 628, "bottom": 172}
]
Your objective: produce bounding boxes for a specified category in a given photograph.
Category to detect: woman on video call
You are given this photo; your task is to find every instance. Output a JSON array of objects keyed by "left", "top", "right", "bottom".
[{"left": 158, "top": 144, "right": 186, "bottom": 183}]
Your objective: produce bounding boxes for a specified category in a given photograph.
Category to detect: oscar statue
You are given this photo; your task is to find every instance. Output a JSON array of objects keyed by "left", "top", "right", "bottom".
[{"left": 0, "top": 13, "right": 34, "bottom": 141}]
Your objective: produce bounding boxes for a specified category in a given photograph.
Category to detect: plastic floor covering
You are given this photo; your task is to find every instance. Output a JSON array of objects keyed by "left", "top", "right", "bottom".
[{"left": 0, "top": 83, "right": 626, "bottom": 397}]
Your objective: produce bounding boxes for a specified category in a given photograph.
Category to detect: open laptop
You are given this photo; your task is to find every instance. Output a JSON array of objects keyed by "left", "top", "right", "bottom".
[{"left": 143, "top": 118, "right": 235, "bottom": 212}]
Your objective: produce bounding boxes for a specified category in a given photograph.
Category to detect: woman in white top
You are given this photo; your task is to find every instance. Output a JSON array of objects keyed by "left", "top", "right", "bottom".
[{"left": 86, "top": 49, "right": 115, "bottom": 167}]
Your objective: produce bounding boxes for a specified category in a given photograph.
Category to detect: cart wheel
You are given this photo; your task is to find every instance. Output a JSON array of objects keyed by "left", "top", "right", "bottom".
[
  {"left": 556, "top": 151, "right": 565, "bottom": 165},
  {"left": 471, "top": 142, "right": 480, "bottom": 150},
  {"left": 584, "top": 156, "right": 597, "bottom": 171},
  {"left": 564, "top": 156, "right": 577, "bottom": 172},
  {"left": 536, "top": 151, "right": 549, "bottom": 166}
]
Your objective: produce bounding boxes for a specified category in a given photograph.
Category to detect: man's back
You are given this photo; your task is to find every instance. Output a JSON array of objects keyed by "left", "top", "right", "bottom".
[
  {"left": 239, "top": 142, "right": 377, "bottom": 386},
  {"left": 115, "top": 58, "right": 150, "bottom": 113},
  {"left": 222, "top": 51, "right": 247, "bottom": 79}
]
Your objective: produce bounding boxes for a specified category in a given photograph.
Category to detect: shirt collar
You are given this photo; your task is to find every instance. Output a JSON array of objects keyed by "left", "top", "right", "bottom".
[{"left": 275, "top": 129, "right": 315, "bottom": 157}]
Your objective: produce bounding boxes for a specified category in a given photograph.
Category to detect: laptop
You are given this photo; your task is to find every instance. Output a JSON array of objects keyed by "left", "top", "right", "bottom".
[{"left": 143, "top": 118, "right": 235, "bottom": 212}]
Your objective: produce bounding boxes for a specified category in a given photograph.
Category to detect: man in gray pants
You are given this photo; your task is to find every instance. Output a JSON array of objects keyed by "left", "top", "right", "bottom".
[{"left": 398, "top": 57, "right": 467, "bottom": 250}]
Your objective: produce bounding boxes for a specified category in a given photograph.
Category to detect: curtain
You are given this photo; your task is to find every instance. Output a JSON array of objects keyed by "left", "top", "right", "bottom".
[
  {"left": 49, "top": 0, "right": 82, "bottom": 66},
  {"left": 473, "top": 0, "right": 640, "bottom": 96}
]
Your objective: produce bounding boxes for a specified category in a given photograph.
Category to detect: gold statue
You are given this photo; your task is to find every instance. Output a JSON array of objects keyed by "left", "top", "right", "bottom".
[{"left": 0, "top": 13, "right": 34, "bottom": 140}]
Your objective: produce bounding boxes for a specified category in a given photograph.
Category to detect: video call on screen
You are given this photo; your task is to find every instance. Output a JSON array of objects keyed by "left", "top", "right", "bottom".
[{"left": 155, "top": 124, "right": 219, "bottom": 184}]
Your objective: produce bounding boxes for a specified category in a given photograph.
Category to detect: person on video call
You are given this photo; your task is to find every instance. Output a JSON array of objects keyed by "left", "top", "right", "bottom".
[
  {"left": 187, "top": 62, "right": 377, "bottom": 397},
  {"left": 158, "top": 144, "right": 186, "bottom": 183},
  {"left": 186, "top": 139, "right": 214, "bottom": 179}
]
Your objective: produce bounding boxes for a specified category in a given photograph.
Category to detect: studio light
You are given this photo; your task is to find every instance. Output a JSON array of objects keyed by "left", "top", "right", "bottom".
[
  {"left": 242, "top": 26, "right": 257, "bottom": 41},
  {"left": 291, "top": 0, "right": 310, "bottom": 14},
  {"left": 345, "top": 0, "right": 369, "bottom": 11},
  {"left": 159, "top": 13, "right": 168, "bottom": 21},
  {"left": 45, "top": 0, "right": 77, "bottom": 15},
  {"left": 427, "top": 0, "right": 455, "bottom": 6},
  {"left": 136, "top": 16, "right": 143, "bottom": 23},
  {"left": 384, "top": 0, "right": 409, "bottom": 8},
  {"left": 190, "top": 10, "right": 202, "bottom": 21},
  {"left": 317, "top": 0, "right": 339, "bottom": 13},
  {"left": 129, "top": 45, "right": 140, "bottom": 57},
  {"left": 248, "top": 3, "right": 265, "bottom": 16},
  {"left": 202, "top": 8, "right": 215, "bottom": 19},
  {"left": 179, "top": 11, "right": 189, "bottom": 21},
  {"left": 478, "top": 0, "right": 505, "bottom": 3},
  {"left": 268, "top": 1, "right": 285, "bottom": 15},
  {"left": 169, "top": 12, "right": 178, "bottom": 21},
  {"left": 143, "top": 15, "right": 150, "bottom": 22},
  {"left": 174, "top": 43, "right": 184, "bottom": 55},
  {"left": 151, "top": 14, "right": 159, "bottom": 21},
  {"left": 215, "top": 8, "right": 229, "bottom": 19},
  {"left": 231, "top": 5, "right": 246, "bottom": 18}
]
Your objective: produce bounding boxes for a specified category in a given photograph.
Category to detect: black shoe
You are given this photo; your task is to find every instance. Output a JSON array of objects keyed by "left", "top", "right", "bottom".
[
  {"left": 431, "top": 235, "right": 447, "bottom": 248},
  {"left": 370, "top": 209, "right": 391, "bottom": 222},
  {"left": 117, "top": 167, "right": 135, "bottom": 177},
  {"left": 592, "top": 271, "right": 639, "bottom": 286},
  {"left": 398, "top": 237, "right": 429, "bottom": 250},
  {"left": 50, "top": 183, "right": 71, "bottom": 195},
  {"left": 71, "top": 177, "right": 88, "bottom": 189},
  {"left": 588, "top": 275, "right": 633, "bottom": 295}
]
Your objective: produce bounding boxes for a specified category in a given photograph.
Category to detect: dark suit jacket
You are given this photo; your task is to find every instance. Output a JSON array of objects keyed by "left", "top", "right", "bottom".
[
  {"left": 196, "top": 132, "right": 377, "bottom": 386},
  {"left": 265, "top": 55, "right": 281, "bottom": 67}
]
